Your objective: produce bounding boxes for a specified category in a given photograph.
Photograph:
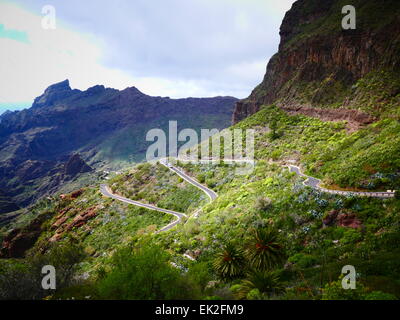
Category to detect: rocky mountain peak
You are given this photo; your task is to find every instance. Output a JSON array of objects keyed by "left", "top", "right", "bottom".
[
  {"left": 86, "top": 84, "right": 106, "bottom": 95},
  {"left": 32, "top": 79, "right": 77, "bottom": 109},
  {"left": 0, "top": 110, "right": 12, "bottom": 123},
  {"left": 1, "top": 110, "right": 12, "bottom": 116},
  {"left": 64, "top": 154, "right": 93, "bottom": 177},
  {"left": 0, "top": 81, "right": 237, "bottom": 212},
  {"left": 41, "top": 79, "right": 72, "bottom": 97},
  {"left": 279, "top": 0, "right": 335, "bottom": 50},
  {"left": 121, "top": 86, "right": 145, "bottom": 97}
]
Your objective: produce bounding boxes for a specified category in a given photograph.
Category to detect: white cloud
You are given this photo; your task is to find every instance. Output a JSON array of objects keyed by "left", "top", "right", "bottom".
[
  {"left": 0, "top": 1, "right": 140, "bottom": 103},
  {"left": 225, "top": 60, "right": 267, "bottom": 83},
  {"left": 0, "top": 0, "right": 296, "bottom": 104}
]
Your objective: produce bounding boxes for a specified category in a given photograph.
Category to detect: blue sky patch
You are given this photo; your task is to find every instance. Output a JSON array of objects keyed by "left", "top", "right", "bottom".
[
  {"left": 0, "top": 23, "right": 29, "bottom": 43},
  {"left": 0, "top": 102, "right": 31, "bottom": 113}
]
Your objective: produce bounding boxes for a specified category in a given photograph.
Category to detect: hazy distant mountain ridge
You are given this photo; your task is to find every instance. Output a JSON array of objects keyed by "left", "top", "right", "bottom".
[{"left": 0, "top": 80, "right": 237, "bottom": 212}]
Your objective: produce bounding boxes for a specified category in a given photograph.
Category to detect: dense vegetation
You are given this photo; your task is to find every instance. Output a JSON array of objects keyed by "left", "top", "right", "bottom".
[
  {"left": 0, "top": 241, "right": 86, "bottom": 300},
  {"left": 107, "top": 162, "right": 206, "bottom": 213},
  {"left": 234, "top": 105, "right": 400, "bottom": 191},
  {"left": 2, "top": 103, "right": 398, "bottom": 300},
  {"left": 1, "top": 0, "right": 399, "bottom": 302}
]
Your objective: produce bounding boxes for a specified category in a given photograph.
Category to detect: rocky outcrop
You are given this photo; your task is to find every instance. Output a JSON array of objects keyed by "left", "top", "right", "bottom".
[
  {"left": 49, "top": 206, "right": 99, "bottom": 242},
  {"left": 232, "top": 0, "right": 400, "bottom": 124},
  {"left": 32, "top": 80, "right": 79, "bottom": 109},
  {"left": 70, "top": 189, "right": 84, "bottom": 199},
  {"left": 232, "top": 101, "right": 262, "bottom": 124},
  {"left": 323, "top": 210, "right": 363, "bottom": 229},
  {"left": 0, "top": 212, "right": 51, "bottom": 258},
  {"left": 280, "top": 105, "right": 376, "bottom": 132},
  {"left": 0, "top": 110, "right": 12, "bottom": 123},
  {"left": 66, "top": 207, "right": 98, "bottom": 230},
  {"left": 337, "top": 212, "right": 363, "bottom": 229},
  {"left": 0, "top": 187, "right": 96, "bottom": 256},
  {"left": 64, "top": 154, "right": 92, "bottom": 177}
]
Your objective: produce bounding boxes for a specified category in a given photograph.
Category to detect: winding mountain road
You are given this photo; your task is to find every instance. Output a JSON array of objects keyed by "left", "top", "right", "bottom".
[
  {"left": 159, "top": 159, "right": 218, "bottom": 201},
  {"left": 100, "top": 184, "right": 188, "bottom": 232},
  {"left": 100, "top": 159, "right": 218, "bottom": 233},
  {"left": 288, "top": 165, "right": 395, "bottom": 199},
  {"left": 100, "top": 160, "right": 394, "bottom": 234}
]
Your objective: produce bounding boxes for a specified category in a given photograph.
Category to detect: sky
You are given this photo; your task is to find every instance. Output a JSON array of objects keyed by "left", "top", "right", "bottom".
[{"left": 0, "top": 0, "right": 296, "bottom": 113}]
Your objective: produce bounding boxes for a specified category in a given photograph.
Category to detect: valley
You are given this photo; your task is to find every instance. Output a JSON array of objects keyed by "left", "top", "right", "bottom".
[
  {"left": 0, "top": 80, "right": 237, "bottom": 212},
  {"left": 0, "top": 0, "right": 399, "bottom": 301}
]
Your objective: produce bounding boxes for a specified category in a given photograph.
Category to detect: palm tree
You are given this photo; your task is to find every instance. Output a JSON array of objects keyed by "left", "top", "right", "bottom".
[
  {"left": 213, "top": 243, "right": 246, "bottom": 280},
  {"left": 234, "top": 270, "right": 284, "bottom": 300},
  {"left": 244, "top": 227, "right": 285, "bottom": 271}
]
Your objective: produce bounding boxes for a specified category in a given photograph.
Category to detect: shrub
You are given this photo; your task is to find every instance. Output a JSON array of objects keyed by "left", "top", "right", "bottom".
[
  {"left": 270, "top": 150, "right": 282, "bottom": 160},
  {"left": 244, "top": 228, "right": 285, "bottom": 271},
  {"left": 288, "top": 253, "right": 317, "bottom": 268},
  {"left": 268, "top": 119, "right": 282, "bottom": 141},
  {"left": 0, "top": 241, "right": 86, "bottom": 300},
  {"left": 96, "top": 244, "right": 198, "bottom": 299},
  {"left": 341, "top": 229, "right": 363, "bottom": 245},
  {"left": 197, "top": 174, "right": 206, "bottom": 183},
  {"left": 323, "top": 277, "right": 397, "bottom": 300},
  {"left": 364, "top": 291, "right": 397, "bottom": 300},
  {"left": 206, "top": 179, "right": 217, "bottom": 188},
  {"left": 187, "top": 261, "right": 213, "bottom": 293},
  {"left": 233, "top": 270, "right": 284, "bottom": 300},
  {"left": 213, "top": 243, "right": 246, "bottom": 280},
  {"left": 254, "top": 197, "right": 273, "bottom": 213},
  {"left": 322, "top": 276, "right": 367, "bottom": 300}
]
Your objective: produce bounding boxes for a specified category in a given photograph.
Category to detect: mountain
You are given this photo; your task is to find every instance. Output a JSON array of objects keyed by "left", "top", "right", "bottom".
[
  {"left": 0, "top": 80, "right": 237, "bottom": 211},
  {"left": 0, "top": 190, "right": 19, "bottom": 215},
  {"left": 233, "top": 0, "right": 400, "bottom": 127},
  {"left": 1, "top": 0, "right": 400, "bottom": 301},
  {"left": 0, "top": 110, "right": 13, "bottom": 120},
  {"left": 231, "top": 0, "right": 400, "bottom": 194}
]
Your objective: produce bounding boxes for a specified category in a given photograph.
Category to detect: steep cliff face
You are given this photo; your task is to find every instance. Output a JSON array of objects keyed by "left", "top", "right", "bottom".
[{"left": 233, "top": 0, "right": 400, "bottom": 124}]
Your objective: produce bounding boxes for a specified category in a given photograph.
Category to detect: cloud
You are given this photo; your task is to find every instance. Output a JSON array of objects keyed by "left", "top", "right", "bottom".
[
  {"left": 0, "top": 1, "right": 140, "bottom": 105},
  {"left": 1, "top": 0, "right": 296, "bottom": 105}
]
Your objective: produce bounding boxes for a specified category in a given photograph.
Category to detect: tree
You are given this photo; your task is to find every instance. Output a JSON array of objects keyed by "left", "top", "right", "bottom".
[
  {"left": 244, "top": 228, "right": 285, "bottom": 271},
  {"left": 0, "top": 241, "right": 86, "bottom": 300},
  {"left": 213, "top": 243, "right": 246, "bottom": 280},
  {"left": 187, "top": 261, "right": 213, "bottom": 294},
  {"left": 323, "top": 277, "right": 398, "bottom": 300},
  {"left": 233, "top": 270, "right": 284, "bottom": 300},
  {"left": 255, "top": 197, "right": 273, "bottom": 213},
  {"left": 268, "top": 119, "right": 281, "bottom": 141},
  {"left": 96, "top": 244, "right": 197, "bottom": 299},
  {"left": 31, "top": 241, "right": 86, "bottom": 290}
]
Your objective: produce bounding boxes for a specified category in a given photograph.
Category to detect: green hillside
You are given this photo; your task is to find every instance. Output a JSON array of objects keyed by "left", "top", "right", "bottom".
[
  {"left": 1, "top": 0, "right": 400, "bottom": 301},
  {"left": 1, "top": 105, "right": 399, "bottom": 299}
]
